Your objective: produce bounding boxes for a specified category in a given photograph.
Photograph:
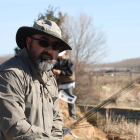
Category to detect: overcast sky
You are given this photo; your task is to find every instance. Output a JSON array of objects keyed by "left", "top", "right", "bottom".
[{"left": 0, "top": 0, "right": 140, "bottom": 63}]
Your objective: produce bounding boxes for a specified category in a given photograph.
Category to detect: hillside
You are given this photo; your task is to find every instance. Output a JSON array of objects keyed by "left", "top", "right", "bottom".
[
  {"left": 98, "top": 57, "right": 140, "bottom": 70},
  {"left": 0, "top": 55, "right": 13, "bottom": 65}
]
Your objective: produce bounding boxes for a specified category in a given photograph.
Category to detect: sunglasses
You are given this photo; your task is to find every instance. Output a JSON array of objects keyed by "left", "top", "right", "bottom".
[{"left": 30, "top": 37, "right": 61, "bottom": 51}]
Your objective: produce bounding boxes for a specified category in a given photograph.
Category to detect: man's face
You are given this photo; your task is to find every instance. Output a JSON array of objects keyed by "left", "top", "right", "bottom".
[{"left": 26, "top": 34, "right": 60, "bottom": 71}]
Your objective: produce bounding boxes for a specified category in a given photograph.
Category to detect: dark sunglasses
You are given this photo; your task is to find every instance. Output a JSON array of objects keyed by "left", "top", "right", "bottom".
[{"left": 30, "top": 37, "right": 61, "bottom": 51}]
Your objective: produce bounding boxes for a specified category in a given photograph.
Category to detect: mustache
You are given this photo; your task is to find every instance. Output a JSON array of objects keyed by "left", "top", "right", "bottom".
[{"left": 40, "top": 52, "right": 53, "bottom": 60}]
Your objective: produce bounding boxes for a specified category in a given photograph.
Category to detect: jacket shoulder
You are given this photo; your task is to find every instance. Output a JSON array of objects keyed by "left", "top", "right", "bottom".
[{"left": 0, "top": 56, "right": 23, "bottom": 69}]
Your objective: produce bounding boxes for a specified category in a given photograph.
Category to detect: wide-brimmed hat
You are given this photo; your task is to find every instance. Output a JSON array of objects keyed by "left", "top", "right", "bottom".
[{"left": 16, "top": 19, "right": 72, "bottom": 52}]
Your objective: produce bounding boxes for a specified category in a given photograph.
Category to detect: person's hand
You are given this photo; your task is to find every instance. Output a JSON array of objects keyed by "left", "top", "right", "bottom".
[{"left": 53, "top": 69, "right": 61, "bottom": 75}]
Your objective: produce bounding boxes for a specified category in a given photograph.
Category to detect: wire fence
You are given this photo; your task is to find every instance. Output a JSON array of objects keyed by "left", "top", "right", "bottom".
[{"left": 88, "top": 71, "right": 140, "bottom": 85}]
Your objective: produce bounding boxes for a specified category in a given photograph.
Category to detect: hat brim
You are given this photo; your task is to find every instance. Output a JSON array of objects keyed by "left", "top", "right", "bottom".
[{"left": 16, "top": 26, "right": 72, "bottom": 52}]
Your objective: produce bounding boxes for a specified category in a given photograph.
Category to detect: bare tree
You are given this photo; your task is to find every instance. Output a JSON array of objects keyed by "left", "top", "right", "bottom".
[
  {"left": 62, "top": 13, "right": 106, "bottom": 75},
  {"left": 61, "top": 13, "right": 106, "bottom": 104}
]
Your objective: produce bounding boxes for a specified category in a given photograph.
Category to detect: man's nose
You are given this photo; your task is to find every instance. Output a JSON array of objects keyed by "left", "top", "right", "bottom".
[{"left": 45, "top": 45, "right": 53, "bottom": 51}]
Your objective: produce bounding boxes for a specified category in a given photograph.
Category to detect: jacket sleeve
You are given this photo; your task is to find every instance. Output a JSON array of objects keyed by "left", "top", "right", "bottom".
[
  {"left": 0, "top": 70, "right": 59, "bottom": 140},
  {"left": 60, "top": 59, "right": 74, "bottom": 76}
]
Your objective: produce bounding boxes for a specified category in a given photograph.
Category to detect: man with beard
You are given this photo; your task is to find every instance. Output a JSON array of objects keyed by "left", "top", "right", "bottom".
[{"left": 0, "top": 19, "right": 72, "bottom": 140}]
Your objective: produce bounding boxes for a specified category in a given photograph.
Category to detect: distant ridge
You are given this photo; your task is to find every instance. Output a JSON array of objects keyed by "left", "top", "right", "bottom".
[
  {"left": 0, "top": 55, "right": 13, "bottom": 65},
  {"left": 98, "top": 57, "right": 140, "bottom": 70}
]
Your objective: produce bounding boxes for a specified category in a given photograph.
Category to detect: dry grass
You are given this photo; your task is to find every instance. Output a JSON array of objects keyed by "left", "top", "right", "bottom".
[
  {"left": 93, "top": 76, "right": 131, "bottom": 85},
  {"left": 71, "top": 72, "right": 140, "bottom": 140},
  {"left": 97, "top": 110, "right": 140, "bottom": 140},
  {"left": 75, "top": 73, "right": 140, "bottom": 139},
  {"left": 99, "top": 83, "right": 140, "bottom": 103},
  {"left": 74, "top": 71, "right": 140, "bottom": 106}
]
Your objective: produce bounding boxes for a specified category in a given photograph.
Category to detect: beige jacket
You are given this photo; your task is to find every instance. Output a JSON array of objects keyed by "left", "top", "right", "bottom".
[{"left": 0, "top": 48, "right": 63, "bottom": 140}]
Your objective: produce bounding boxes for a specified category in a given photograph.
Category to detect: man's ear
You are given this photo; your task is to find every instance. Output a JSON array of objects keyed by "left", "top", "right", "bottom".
[{"left": 26, "top": 37, "right": 31, "bottom": 51}]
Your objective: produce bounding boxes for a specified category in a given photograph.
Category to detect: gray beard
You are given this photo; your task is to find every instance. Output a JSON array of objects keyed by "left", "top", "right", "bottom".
[
  {"left": 36, "top": 59, "right": 57, "bottom": 72},
  {"left": 27, "top": 42, "right": 57, "bottom": 72}
]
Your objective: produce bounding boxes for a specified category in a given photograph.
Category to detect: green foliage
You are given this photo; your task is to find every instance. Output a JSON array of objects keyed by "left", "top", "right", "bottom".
[
  {"left": 14, "top": 47, "right": 21, "bottom": 55},
  {"left": 34, "top": 5, "right": 66, "bottom": 27},
  {"left": 34, "top": 5, "right": 69, "bottom": 46}
]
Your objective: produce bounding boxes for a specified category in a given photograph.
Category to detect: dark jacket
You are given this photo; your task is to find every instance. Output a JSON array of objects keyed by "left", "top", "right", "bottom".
[{"left": 53, "top": 58, "right": 75, "bottom": 84}]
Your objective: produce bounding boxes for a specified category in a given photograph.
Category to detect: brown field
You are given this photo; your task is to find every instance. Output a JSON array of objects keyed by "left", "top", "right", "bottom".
[{"left": 74, "top": 71, "right": 140, "bottom": 139}]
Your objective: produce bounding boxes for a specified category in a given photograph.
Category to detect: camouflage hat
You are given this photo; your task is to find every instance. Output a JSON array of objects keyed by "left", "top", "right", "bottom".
[{"left": 16, "top": 19, "right": 72, "bottom": 52}]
